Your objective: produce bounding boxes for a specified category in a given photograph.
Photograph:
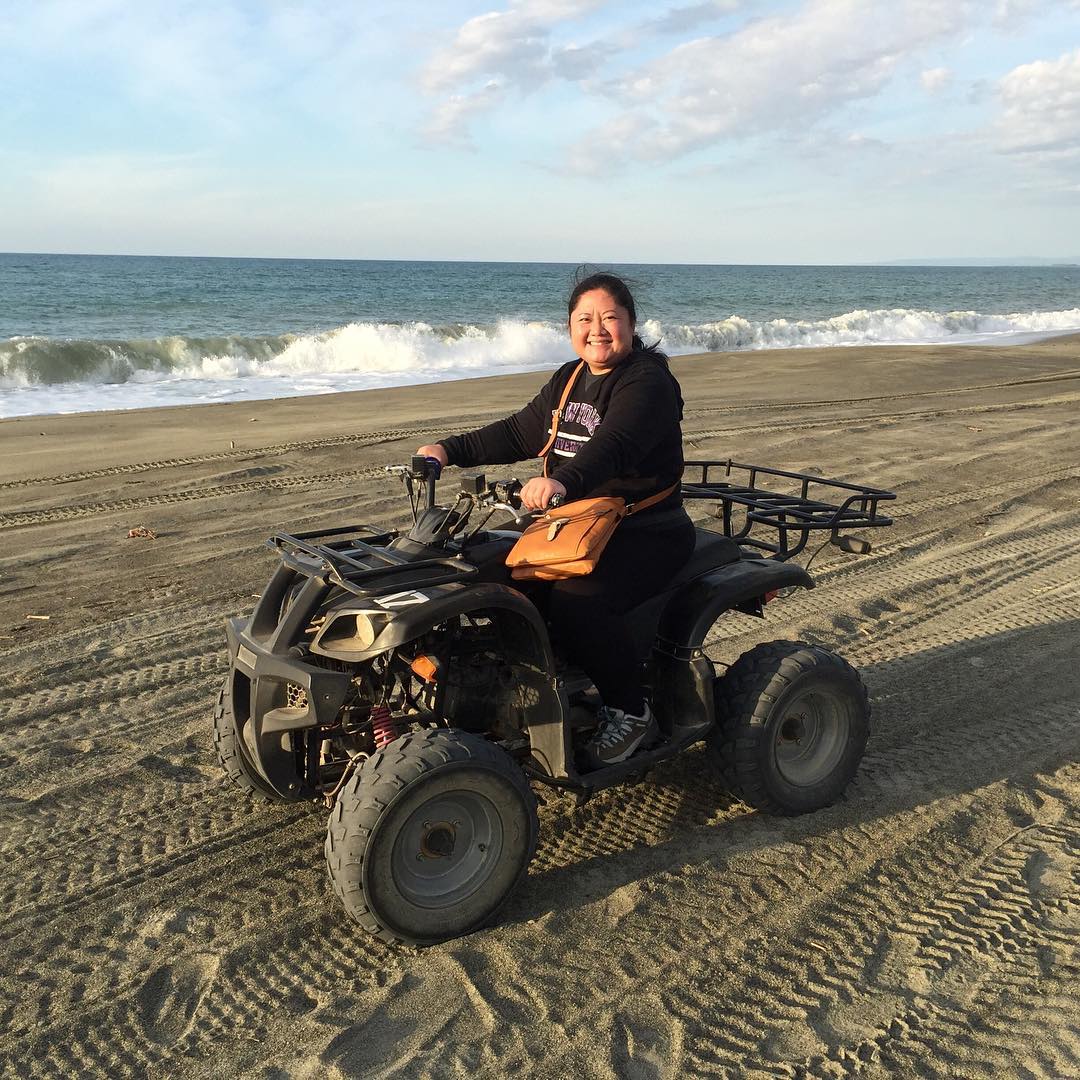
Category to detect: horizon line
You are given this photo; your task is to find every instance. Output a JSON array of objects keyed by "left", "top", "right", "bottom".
[{"left": 3, "top": 250, "right": 1078, "bottom": 268}]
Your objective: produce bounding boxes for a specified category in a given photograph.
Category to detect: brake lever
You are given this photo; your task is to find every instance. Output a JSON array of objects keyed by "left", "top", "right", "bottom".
[{"left": 489, "top": 501, "right": 537, "bottom": 525}]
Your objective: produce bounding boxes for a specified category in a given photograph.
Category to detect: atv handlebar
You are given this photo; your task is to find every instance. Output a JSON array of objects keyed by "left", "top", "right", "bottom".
[
  {"left": 485, "top": 479, "right": 564, "bottom": 519},
  {"left": 477, "top": 478, "right": 541, "bottom": 524},
  {"left": 388, "top": 462, "right": 553, "bottom": 532}
]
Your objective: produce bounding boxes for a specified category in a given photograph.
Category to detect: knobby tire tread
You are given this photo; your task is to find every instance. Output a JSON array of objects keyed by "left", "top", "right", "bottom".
[
  {"left": 212, "top": 677, "right": 284, "bottom": 804},
  {"left": 710, "top": 640, "right": 870, "bottom": 815},
  {"left": 324, "top": 728, "right": 539, "bottom": 946}
]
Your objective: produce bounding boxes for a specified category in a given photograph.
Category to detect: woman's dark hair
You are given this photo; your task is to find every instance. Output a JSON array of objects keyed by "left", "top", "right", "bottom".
[{"left": 567, "top": 270, "right": 668, "bottom": 361}]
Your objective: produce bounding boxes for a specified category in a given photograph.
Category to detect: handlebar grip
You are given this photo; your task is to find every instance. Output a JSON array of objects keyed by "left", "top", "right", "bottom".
[
  {"left": 423, "top": 456, "right": 443, "bottom": 480},
  {"left": 548, "top": 492, "right": 565, "bottom": 509}
]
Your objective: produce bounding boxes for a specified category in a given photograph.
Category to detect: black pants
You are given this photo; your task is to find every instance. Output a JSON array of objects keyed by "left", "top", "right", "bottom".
[{"left": 540, "top": 516, "right": 696, "bottom": 714}]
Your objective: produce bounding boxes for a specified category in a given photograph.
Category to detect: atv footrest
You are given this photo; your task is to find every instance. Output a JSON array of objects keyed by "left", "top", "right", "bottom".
[{"left": 526, "top": 722, "right": 712, "bottom": 795}]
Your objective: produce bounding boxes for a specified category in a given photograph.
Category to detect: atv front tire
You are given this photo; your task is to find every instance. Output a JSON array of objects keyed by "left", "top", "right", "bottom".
[
  {"left": 325, "top": 728, "right": 538, "bottom": 946},
  {"left": 710, "top": 641, "right": 869, "bottom": 814},
  {"left": 213, "top": 676, "right": 289, "bottom": 803}
]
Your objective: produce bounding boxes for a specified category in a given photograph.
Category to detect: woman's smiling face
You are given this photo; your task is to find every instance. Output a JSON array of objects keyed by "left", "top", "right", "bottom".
[{"left": 569, "top": 288, "right": 634, "bottom": 373}]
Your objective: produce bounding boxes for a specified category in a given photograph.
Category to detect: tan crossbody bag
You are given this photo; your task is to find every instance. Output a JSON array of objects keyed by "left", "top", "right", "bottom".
[{"left": 505, "top": 361, "right": 678, "bottom": 581}]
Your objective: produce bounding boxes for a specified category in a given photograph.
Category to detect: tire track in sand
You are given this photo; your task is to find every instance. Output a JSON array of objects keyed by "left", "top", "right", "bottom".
[
  {"left": 0, "top": 467, "right": 387, "bottom": 530},
  {"left": 0, "top": 628, "right": 223, "bottom": 732},
  {"left": 6, "top": 366, "right": 1079, "bottom": 493},
  {"left": 3, "top": 415, "right": 1079, "bottom": 1074},
  {"left": 5, "top": 693, "right": 1075, "bottom": 1079},
  {"left": 4, "top": 394, "right": 1078, "bottom": 531},
  {"left": 702, "top": 512, "right": 1080, "bottom": 659},
  {"left": 0, "top": 425, "right": 440, "bottom": 491}
]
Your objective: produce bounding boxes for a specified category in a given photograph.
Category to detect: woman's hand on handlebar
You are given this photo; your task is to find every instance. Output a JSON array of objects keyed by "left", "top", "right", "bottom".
[
  {"left": 415, "top": 444, "right": 448, "bottom": 467},
  {"left": 519, "top": 477, "right": 567, "bottom": 511}
]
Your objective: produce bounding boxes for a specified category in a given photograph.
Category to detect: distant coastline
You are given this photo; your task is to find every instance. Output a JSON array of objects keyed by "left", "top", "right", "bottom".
[
  {"left": 883, "top": 257, "right": 1080, "bottom": 267},
  {"left": 2, "top": 251, "right": 1079, "bottom": 269}
]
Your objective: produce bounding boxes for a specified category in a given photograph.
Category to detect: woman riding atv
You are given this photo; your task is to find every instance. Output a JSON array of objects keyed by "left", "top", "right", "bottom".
[
  {"left": 218, "top": 278, "right": 892, "bottom": 943},
  {"left": 418, "top": 272, "right": 695, "bottom": 769}
]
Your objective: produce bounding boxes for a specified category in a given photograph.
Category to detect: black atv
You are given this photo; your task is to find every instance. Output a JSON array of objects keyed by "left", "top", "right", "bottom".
[{"left": 214, "top": 457, "right": 894, "bottom": 945}]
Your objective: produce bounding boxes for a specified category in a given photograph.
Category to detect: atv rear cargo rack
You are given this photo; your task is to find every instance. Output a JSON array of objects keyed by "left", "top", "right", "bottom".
[
  {"left": 268, "top": 524, "right": 477, "bottom": 596},
  {"left": 681, "top": 459, "right": 895, "bottom": 560}
]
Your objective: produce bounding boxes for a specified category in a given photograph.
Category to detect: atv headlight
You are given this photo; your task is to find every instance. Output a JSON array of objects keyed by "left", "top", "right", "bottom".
[
  {"left": 352, "top": 613, "right": 380, "bottom": 650},
  {"left": 318, "top": 611, "right": 387, "bottom": 652}
]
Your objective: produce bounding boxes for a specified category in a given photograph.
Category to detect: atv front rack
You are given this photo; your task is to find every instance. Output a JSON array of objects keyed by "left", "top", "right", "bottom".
[
  {"left": 268, "top": 524, "right": 477, "bottom": 597},
  {"left": 681, "top": 459, "right": 895, "bottom": 560}
]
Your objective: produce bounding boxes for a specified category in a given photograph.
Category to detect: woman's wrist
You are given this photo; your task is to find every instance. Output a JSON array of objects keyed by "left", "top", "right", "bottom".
[{"left": 415, "top": 443, "right": 449, "bottom": 466}]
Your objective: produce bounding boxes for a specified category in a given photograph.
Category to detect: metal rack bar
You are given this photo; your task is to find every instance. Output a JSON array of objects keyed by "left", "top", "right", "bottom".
[
  {"left": 681, "top": 459, "right": 896, "bottom": 560},
  {"left": 267, "top": 530, "right": 478, "bottom": 595}
]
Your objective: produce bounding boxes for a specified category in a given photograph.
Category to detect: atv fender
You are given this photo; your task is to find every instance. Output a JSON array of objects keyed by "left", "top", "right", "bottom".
[
  {"left": 225, "top": 616, "right": 352, "bottom": 797},
  {"left": 658, "top": 556, "right": 814, "bottom": 652}
]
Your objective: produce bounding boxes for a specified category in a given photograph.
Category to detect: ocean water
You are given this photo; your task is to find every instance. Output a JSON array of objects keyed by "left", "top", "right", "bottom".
[{"left": 2, "top": 253, "right": 1079, "bottom": 418}]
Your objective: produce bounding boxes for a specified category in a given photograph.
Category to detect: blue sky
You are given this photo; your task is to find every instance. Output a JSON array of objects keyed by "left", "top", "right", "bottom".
[{"left": 2, "top": 0, "right": 1079, "bottom": 263}]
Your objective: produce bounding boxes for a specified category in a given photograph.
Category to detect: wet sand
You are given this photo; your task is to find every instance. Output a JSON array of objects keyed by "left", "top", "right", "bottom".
[{"left": 2, "top": 335, "right": 1079, "bottom": 1078}]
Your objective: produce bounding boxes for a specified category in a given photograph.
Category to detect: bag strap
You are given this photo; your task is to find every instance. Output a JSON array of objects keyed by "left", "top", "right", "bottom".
[
  {"left": 539, "top": 360, "right": 586, "bottom": 478},
  {"left": 626, "top": 481, "right": 679, "bottom": 516}
]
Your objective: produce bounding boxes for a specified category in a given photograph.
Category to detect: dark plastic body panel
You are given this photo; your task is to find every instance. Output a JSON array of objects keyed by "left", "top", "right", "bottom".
[
  {"left": 224, "top": 615, "right": 351, "bottom": 797},
  {"left": 306, "top": 580, "right": 575, "bottom": 780},
  {"left": 658, "top": 557, "right": 814, "bottom": 650}
]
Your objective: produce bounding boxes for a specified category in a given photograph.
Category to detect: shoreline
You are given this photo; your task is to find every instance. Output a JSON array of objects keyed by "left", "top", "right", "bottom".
[
  {"left": 2, "top": 327, "right": 1078, "bottom": 430},
  {"left": 3, "top": 327, "right": 1079, "bottom": 427},
  {"left": 3, "top": 334, "right": 1080, "bottom": 487}
]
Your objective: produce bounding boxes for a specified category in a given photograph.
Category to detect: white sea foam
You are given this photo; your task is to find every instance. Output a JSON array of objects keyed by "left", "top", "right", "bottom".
[
  {"left": 644, "top": 306, "right": 1080, "bottom": 352},
  {"left": 2, "top": 307, "right": 1078, "bottom": 417}
]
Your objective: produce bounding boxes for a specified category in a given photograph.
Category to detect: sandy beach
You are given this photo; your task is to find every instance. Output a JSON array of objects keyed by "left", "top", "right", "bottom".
[{"left": 2, "top": 335, "right": 1079, "bottom": 1078}]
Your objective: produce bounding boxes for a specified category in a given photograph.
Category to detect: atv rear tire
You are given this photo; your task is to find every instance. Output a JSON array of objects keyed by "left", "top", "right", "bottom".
[
  {"left": 709, "top": 641, "right": 869, "bottom": 814},
  {"left": 213, "top": 676, "right": 288, "bottom": 803},
  {"left": 325, "top": 728, "right": 538, "bottom": 946}
]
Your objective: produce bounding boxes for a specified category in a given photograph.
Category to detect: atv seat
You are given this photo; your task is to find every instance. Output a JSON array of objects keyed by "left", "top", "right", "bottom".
[{"left": 667, "top": 528, "right": 742, "bottom": 587}]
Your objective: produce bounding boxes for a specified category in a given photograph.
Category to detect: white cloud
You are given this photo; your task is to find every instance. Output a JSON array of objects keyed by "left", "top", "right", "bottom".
[
  {"left": 920, "top": 66, "right": 953, "bottom": 93},
  {"left": 996, "top": 47, "right": 1080, "bottom": 158},
  {"left": 422, "top": 0, "right": 609, "bottom": 94},
  {"left": 417, "top": 0, "right": 1080, "bottom": 168},
  {"left": 425, "top": 82, "right": 507, "bottom": 147},
  {"left": 568, "top": 0, "right": 974, "bottom": 169},
  {"left": 419, "top": 0, "right": 612, "bottom": 140},
  {"left": 639, "top": 0, "right": 744, "bottom": 35},
  {"left": 992, "top": 0, "right": 1058, "bottom": 24}
]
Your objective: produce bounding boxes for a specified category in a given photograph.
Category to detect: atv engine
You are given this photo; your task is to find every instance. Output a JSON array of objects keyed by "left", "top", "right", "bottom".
[{"left": 438, "top": 616, "right": 522, "bottom": 738}]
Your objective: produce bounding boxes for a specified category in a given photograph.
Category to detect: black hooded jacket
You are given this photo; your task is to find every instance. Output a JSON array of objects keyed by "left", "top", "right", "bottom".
[{"left": 438, "top": 351, "right": 685, "bottom": 517}]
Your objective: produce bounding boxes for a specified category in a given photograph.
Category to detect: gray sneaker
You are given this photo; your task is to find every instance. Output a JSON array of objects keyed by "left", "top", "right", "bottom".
[{"left": 584, "top": 702, "right": 658, "bottom": 769}]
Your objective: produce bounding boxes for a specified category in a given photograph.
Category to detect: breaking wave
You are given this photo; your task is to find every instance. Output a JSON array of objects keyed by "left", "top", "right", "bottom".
[
  {"left": 2, "top": 306, "right": 1079, "bottom": 416},
  {"left": 643, "top": 305, "right": 1080, "bottom": 352},
  {"left": 0, "top": 321, "right": 568, "bottom": 389}
]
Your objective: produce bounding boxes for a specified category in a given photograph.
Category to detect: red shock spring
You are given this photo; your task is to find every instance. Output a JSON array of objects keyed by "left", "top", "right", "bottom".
[{"left": 370, "top": 703, "right": 402, "bottom": 750}]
